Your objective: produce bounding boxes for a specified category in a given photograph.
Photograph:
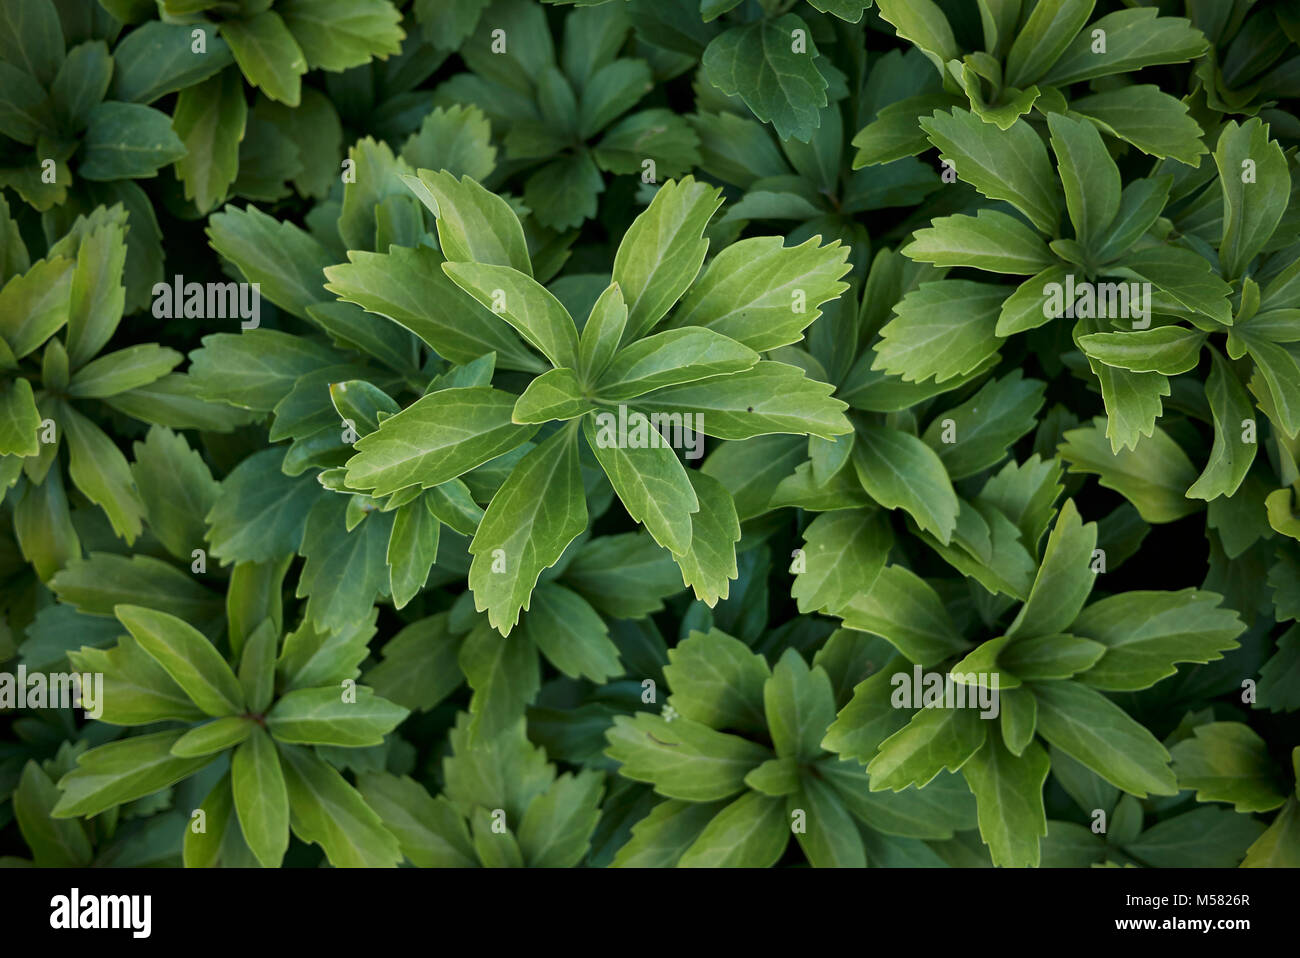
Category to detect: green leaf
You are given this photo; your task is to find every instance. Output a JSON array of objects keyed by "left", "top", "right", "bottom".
[
  {"left": 468, "top": 422, "right": 587, "bottom": 635},
  {"left": 207, "top": 448, "right": 320, "bottom": 564},
  {"left": 0, "top": 377, "right": 40, "bottom": 457},
  {"left": 1048, "top": 112, "right": 1120, "bottom": 251},
  {"left": 1078, "top": 326, "right": 1206, "bottom": 376},
  {"left": 14, "top": 762, "right": 92, "bottom": 866},
  {"left": 267, "top": 686, "right": 408, "bottom": 747},
  {"left": 852, "top": 424, "right": 959, "bottom": 544},
  {"left": 669, "top": 235, "right": 851, "bottom": 351},
  {"left": 387, "top": 498, "right": 440, "bottom": 610},
  {"left": 67, "top": 343, "right": 182, "bottom": 398},
  {"left": 238, "top": 620, "right": 279, "bottom": 714},
  {"left": 172, "top": 716, "right": 256, "bottom": 759},
  {"left": 345, "top": 387, "right": 538, "bottom": 497},
  {"left": 277, "top": 613, "right": 377, "bottom": 693},
  {"left": 220, "top": 11, "right": 307, "bottom": 106},
  {"left": 564, "top": 532, "right": 685, "bottom": 618},
  {"left": 78, "top": 102, "right": 187, "bottom": 181},
  {"left": 873, "top": 280, "right": 1004, "bottom": 384},
  {"left": 110, "top": 21, "right": 233, "bottom": 104},
  {"left": 401, "top": 104, "right": 496, "bottom": 183},
  {"left": 0, "top": 61, "right": 50, "bottom": 145},
  {"left": 68, "top": 629, "right": 205, "bottom": 726},
  {"left": 0, "top": 0, "right": 64, "bottom": 87},
  {"left": 116, "top": 603, "right": 245, "bottom": 717},
  {"left": 674, "top": 469, "right": 741, "bottom": 605},
  {"left": 278, "top": 744, "right": 402, "bottom": 866},
  {"left": 597, "top": 328, "right": 757, "bottom": 401},
  {"left": 206, "top": 208, "right": 334, "bottom": 323},
  {"left": 0, "top": 256, "right": 73, "bottom": 359},
  {"left": 701, "top": 14, "right": 828, "bottom": 143},
  {"left": 677, "top": 791, "right": 788, "bottom": 867},
  {"left": 1187, "top": 351, "right": 1256, "bottom": 501},
  {"left": 583, "top": 413, "right": 697, "bottom": 555},
  {"left": 610, "top": 798, "right": 723, "bottom": 867},
  {"left": 745, "top": 757, "right": 801, "bottom": 796},
  {"left": 296, "top": 495, "right": 394, "bottom": 634},
  {"left": 632, "top": 360, "right": 850, "bottom": 441},
  {"left": 919, "top": 109, "right": 1059, "bottom": 234},
  {"left": 524, "top": 151, "right": 604, "bottom": 232},
  {"left": 962, "top": 736, "right": 1050, "bottom": 867},
  {"left": 1073, "top": 589, "right": 1244, "bottom": 690},
  {"left": 53, "top": 729, "right": 216, "bottom": 819},
  {"left": 903, "top": 210, "right": 1054, "bottom": 275},
  {"left": 1071, "top": 86, "right": 1206, "bottom": 165},
  {"left": 923, "top": 371, "right": 1046, "bottom": 480},
  {"left": 578, "top": 280, "right": 627, "bottom": 383},
  {"left": 279, "top": 0, "right": 403, "bottom": 72},
  {"left": 48, "top": 41, "right": 111, "bottom": 133},
  {"left": 513, "top": 368, "right": 592, "bottom": 424},
  {"left": 61, "top": 403, "right": 145, "bottom": 543},
  {"left": 1031, "top": 680, "right": 1178, "bottom": 797},
  {"left": 605, "top": 711, "right": 771, "bottom": 801},
  {"left": 998, "top": 634, "right": 1105, "bottom": 681},
  {"left": 364, "top": 614, "right": 464, "bottom": 714},
  {"left": 1006, "top": 499, "right": 1097, "bottom": 640},
  {"left": 1169, "top": 723, "right": 1288, "bottom": 813},
  {"left": 791, "top": 508, "right": 891, "bottom": 615},
  {"left": 764, "top": 648, "right": 836, "bottom": 761},
  {"left": 230, "top": 728, "right": 290, "bottom": 867},
  {"left": 173, "top": 70, "right": 247, "bottom": 214},
  {"left": 517, "top": 770, "right": 604, "bottom": 867},
  {"left": 443, "top": 260, "right": 580, "bottom": 369},
  {"left": 1214, "top": 118, "right": 1290, "bottom": 280},
  {"left": 663, "top": 629, "right": 770, "bottom": 735},
  {"left": 867, "top": 706, "right": 988, "bottom": 791},
  {"left": 1058, "top": 418, "right": 1200, "bottom": 523},
  {"left": 53, "top": 552, "right": 223, "bottom": 637},
  {"left": 1243, "top": 797, "right": 1300, "bottom": 867},
  {"left": 612, "top": 176, "right": 722, "bottom": 340},
  {"left": 406, "top": 169, "right": 531, "bottom": 275},
  {"left": 1124, "top": 806, "right": 1266, "bottom": 868},
  {"left": 324, "top": 245, "right": 542, "bottom": 371},
  {"left": 838, "top": 565, "right": 968, "bottom": 666},
  {"left": 1004, "top": 0, "right": 1096, "bottom": 88},
  {"left": 874, "top": 0, "right": 959, "bottom": 76},
  {"left": 1042, "top": 8, "right": 1208, "bottom": 86},
  {"left": 129, "top": 426, "right": 219, "bottom": 563},
  {"left": 356, "top": 772, "right": 477, "bottom": 868},
  {"left": 520, "top": 583, "right": 622, "bottom": 683}
]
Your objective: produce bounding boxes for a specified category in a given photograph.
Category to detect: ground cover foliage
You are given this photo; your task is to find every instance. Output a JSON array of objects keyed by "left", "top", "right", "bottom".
[{"left": 0, "top": 0, "right": 1298, "bottom": 869}]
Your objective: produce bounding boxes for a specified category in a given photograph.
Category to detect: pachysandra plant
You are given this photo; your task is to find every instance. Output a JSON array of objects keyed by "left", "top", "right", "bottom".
[
  {"left": 334, "top": 171, "right": 852, "bottom": 635},
  {"left": 0, "top": 202, "right": 245, "bottom": 583},
  {"left": 2, "top": 0, "right": 1299, "bottom": 872},
  {"left": 52, "top": 597, "right": 408, "bottom": 868}
]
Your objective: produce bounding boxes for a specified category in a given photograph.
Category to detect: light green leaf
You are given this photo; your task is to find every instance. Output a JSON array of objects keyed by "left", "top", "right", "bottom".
[
  {"left": 605, "top": 711, "right": 771, "bottom": 801},
  {"left": 443, "top": 260, "right": 579, "bottom": 370},
  {"left": 962, "top": 736, "right": 1050, "bottom": 867},
  {"left": 220, "top": 11, "right": 307, "bottom": 106},
  {"left": 1032, "top": 680, "right": 1178, "bottom": 797},
  {"left": 116, "top": 603, "right": 244, "bottom": 717},
  {"left": 468, "top": 423, "right": 587, "bottom": 635},
  {"left": 231, "top": 727, "right": 290, "bottom": 868},
  {"left": 919, "top": 109, "right": 1059, "bottom": 234},
  {"left": 345, "top": 387, "right": 538, "bottom": 497},
  {"left": 677, "top": 791, "right": 788, "bottom": 867},
  {"left": 612, "top": 176, "right": 722, "bottom": 340},
  {"left": 669, "top": 235, "right": 851, "bottom": 350}
]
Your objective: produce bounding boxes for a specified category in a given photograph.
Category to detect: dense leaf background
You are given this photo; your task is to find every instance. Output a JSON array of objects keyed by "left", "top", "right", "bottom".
[{"left": 1, "top": 0, "right": 1298, "bottom": 868}]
